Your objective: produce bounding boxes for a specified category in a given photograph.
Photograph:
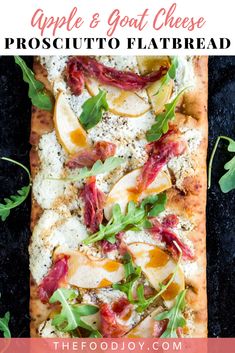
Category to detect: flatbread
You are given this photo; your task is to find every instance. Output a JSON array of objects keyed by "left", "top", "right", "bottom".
[{"left": 29, "top": 56, "right": 208, "bottom": 337}]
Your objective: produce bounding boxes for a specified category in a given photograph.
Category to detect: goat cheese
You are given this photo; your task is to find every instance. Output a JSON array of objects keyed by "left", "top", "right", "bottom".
[{"left": 29, "top": 210, "right": 88, "bottom": 284}]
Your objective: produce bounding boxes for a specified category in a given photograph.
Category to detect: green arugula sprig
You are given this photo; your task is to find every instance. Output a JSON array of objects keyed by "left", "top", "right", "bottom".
[
  {"left": 146, "top": 87, "right": 188, "bottom": 142},
  {"left": 61, "top": 157, "right": 123, "bottom": 182},
  {"left": 14, "top": 56, "right": 53, "bottom": 111},
  {"left": 113, "top": 253, "right": 142, "bottom": 302},
  {"left": 140, "top": 193, "right": 167, "bottom": 217},
  {"left": 49, "top": 288, "right": 99, "bottom": 333},
  {"left": 154, "top": 57, "right": 179, "bottom": 97},
  {"left": 80, "top": 89, "right": 109, "bottom": 130},
  {"left": 154, "top": 289, "right": 187, "bottom": 338},
  {"left": 0, "top": 312, "right": 11, "bottom": 338},
  {"left": 83, "top": 192, "right": 167, "bottom": 245},
  {"left": 208, "top": 136, "right": 235, "bottom": 193},
  {"left": 0, "top": 157, "right": 32, "bottom": 221},
  {"left": 84, "top": 201, "right": 147, "bottom": 245}
]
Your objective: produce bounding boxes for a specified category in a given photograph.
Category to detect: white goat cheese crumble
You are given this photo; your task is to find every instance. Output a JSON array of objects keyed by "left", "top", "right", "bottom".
[
  {"left": 29, "top": 209, "right": 88, "bottom": 284},
  {"left": 172, "top": 56, "right": 196, "bottom": 97}
]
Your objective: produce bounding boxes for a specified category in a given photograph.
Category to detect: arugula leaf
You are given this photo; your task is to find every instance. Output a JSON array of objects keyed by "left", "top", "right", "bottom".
[
  {"left": 0, "top": 157, "right": 31, "bottom": 221},
  {"left": 208, "top": 136, "right": 235, "bottom": 193},
  {"left": 166, "top": 57, "right": 179, "bottom": 80},
  {"left": 154, "top": 57, "right": 179, "bottom": 96},
  {"left": 140, "top": 192, "right": 167, "bottom": 217},
  {"left": 84, "top": 201, "right": 146, "bottom": 245},
  {"left": 50, "top": 288, "right": 99, "bottom": 333},
  {"left": 84, "top": 192, "right": 167, "bottom": 245},
  {"left": 123, "top": 253, "right": 136, "bottom": 277},
  {"left": 220, "top": 156, "right": 235, "bottom": 192},
  {"left": 146, "top": 88, "right": 187, "bottom": 142},
  {"left": 62, "top": 157, "right": 123, "bottom": 182},
  {"left": 0, "top": 186, "right": 30, "bottom": 221},
  {"left": 154, "top": 290, "right": 187, "bottom": 338},
  {"left": 0, "top": 312, "right": 11, "bottom": 338},
  {"left": 113, "top": 253, "right": 141, "bottom": 302},
  {"left": 80, "top": 89, "right": 109, "bottom": 130},
  {"left": 14, "top": 56, "right": 53, "bottom": 111}
]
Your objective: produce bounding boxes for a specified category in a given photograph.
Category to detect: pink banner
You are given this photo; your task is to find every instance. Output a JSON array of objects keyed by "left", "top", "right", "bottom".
[{"left": 0, "top": 338, "right": 234, "bottom": 353}]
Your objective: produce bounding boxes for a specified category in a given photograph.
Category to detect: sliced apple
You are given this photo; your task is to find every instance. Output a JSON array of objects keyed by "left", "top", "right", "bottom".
[
  {"left": 137, "top": 56, "right": 173, "bottom": 114},
  {"left": 145, "top": 79, "right": 173, "bottom": 115},
  {"left": 56, "top": 250, "right": 125, "bottom": 289},
  {"left": 125, "top": 308, "right": 161, "bottom": 338},
  {"left": 85, "top": 78, "right": 150, "bottom": 117},
  {"left": 127, "top": 243, "right": 185, "bottom": 307},
  {"left": 54, "top": 91, "right": 89, "bottom": 154},
  {"left": 104, "top": 169, "right": 171, "bottom": 220}
]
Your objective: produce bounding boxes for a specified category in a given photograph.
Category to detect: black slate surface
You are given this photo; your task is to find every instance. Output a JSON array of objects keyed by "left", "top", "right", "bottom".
[{"left": 0, "top": 56, "right": 234, "bottom": 338}]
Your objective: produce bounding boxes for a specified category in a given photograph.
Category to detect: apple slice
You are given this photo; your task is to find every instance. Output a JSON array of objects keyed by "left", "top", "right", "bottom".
[
  {"left": 85, "top": 78, "right": 150, "bottom": 117},
  {"left": 104, "top": 169, "right": 171, "bottom": 220},
  {"left": 54, "top": 91, "right": 89, "bottom": 154},
  {"left": 137, "top": 56, "right": 173, "bottom": 114},
  {"left": 57, "top": 250, "right": 125, "bottom": 289},
  {"left": 127, "top": 243, "right": 185, "bottom": 307}
]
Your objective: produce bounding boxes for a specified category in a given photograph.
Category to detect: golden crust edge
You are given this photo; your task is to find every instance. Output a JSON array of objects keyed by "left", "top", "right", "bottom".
[
  {"left": 174, "top": 56, "right": 208, "bottom": 337},
  {"left": 29, "top": 58, "right": 54, "bottom": 337}
]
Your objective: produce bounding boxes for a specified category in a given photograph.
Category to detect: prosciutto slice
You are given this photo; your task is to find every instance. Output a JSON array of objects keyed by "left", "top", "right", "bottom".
[
  {"left": 66, "top": 141, "right": 116, "bottom": 169},
  {"left": 100, "top": 233, "right": 126, "bottom": 254},
  {"left": 38, "top": 257, "right": 68, "bottom": 304},
  {"left": 100, "top": 297, "right": 133, "bottom": 337},
  {"left": 81, "top": 176, "right": 105, "bottom": 233},
  {"left": 150, "top": 219, "right": 194, "bottom": 260},
  {"left": 137, "top": 128, "right": 186, "bottom": 192},
  {"left": 162, "top": 214, "right": 179, "bottom": 228},
  {"left": 153, "top": 320, "right": 168, "bottom": 337},
  {"left": 66, "top": 56, "right": 168, "bottom": 95}
]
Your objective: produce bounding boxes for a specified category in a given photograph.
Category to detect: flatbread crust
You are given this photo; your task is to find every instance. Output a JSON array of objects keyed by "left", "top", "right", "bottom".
[{"left": 29, "top": 56, "right": 208, "bottom": 337}]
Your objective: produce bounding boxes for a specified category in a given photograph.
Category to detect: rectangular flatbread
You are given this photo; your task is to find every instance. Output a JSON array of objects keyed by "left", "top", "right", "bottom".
[{"left": 29, "top": 56, "right": 208, "bottom": 338}]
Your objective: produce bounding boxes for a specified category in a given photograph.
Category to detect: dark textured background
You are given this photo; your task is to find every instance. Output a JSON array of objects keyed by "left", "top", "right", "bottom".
[{"left": 0, "top": 56, "right": 234, "bottom": 338}]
